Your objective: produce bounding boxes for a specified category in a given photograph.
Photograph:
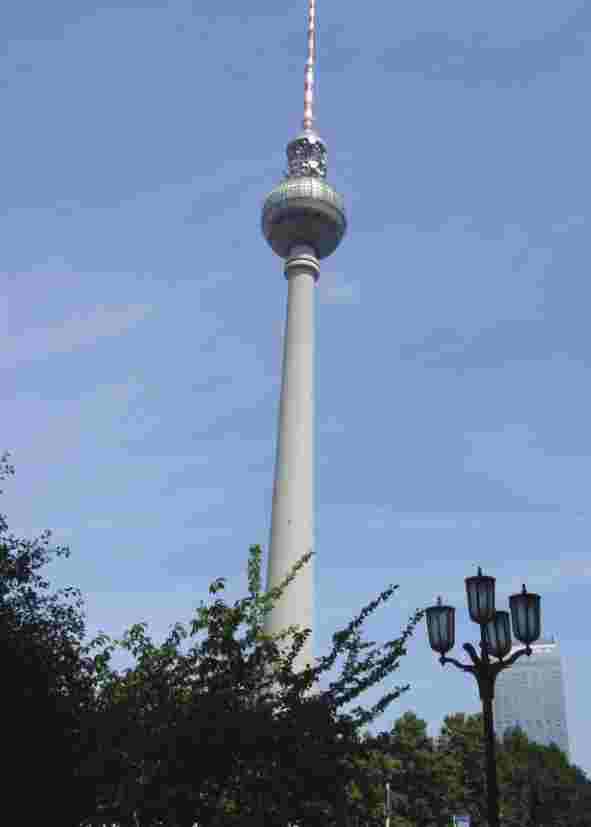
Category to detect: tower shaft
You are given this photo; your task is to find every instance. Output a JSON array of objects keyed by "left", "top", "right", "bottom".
[
  {"left": 264, "top": 246, "right": 319, "bottom": 671},
  {"left": 261, "top": 0, "right": 345, "bottom": 677}
]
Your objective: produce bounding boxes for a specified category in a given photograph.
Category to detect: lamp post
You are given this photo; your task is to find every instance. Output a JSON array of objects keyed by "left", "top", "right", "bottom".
[{"left": 425, "top": 568, "right": 541, "bottom": 827}]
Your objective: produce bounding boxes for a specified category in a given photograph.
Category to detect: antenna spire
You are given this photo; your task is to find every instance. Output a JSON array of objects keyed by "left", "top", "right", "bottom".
[
  {"left": 303, "top": 0, "right": 316, "bottom": 132},
  {"left": 284, "top": 0, "right": 328, "bottom": 178}
]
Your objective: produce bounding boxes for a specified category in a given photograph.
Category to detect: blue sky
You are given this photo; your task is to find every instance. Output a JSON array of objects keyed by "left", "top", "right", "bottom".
[{"left": 2, "top": 0, "right": 590, "bottom": 774}]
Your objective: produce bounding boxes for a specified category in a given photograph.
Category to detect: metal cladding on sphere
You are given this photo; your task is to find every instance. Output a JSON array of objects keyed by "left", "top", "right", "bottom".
[{"left": 262, "top": 174, "right": 346, "bottom": 261}]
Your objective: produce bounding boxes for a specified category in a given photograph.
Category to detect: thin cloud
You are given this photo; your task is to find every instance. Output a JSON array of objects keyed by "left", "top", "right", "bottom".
[
  {"left": 551, "top": 215, "right": 585, "bottom": 234},
  {"left": 86, "top": 518, "right": 115, "bottom": 531},
  {"left": 424, "top": 558, "right": 591, "bottom": 610},
  {"left": 320, "top": 416, "right": 346, "bottom": 435},
  {"left": 3, "top": 303, "right": 151, "bottom": 366},
  {"left": 320, "top": 272, "right": 360, "bottom": 306}
]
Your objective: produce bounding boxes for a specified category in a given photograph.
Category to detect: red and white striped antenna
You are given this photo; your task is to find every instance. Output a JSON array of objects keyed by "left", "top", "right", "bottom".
[{"left": 302, "top": 0, "right": 317, "bottom": 132}]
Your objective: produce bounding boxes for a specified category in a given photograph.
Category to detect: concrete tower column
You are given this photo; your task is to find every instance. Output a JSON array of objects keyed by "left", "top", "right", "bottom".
[
  {"left": 261, "top": 1, "right": 346, "bottom": 679},
  {"left": 264, "top": 244, "right": 319, "bottom": 672}
]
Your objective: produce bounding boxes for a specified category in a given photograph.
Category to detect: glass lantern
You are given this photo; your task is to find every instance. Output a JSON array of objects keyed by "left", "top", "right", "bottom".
[
  {"left": 484, "top": 610, "right": 512, "bottom": 660},
  {"left": 465, "top": 566, "right": 496, "bottom": 625},
  {"left": 509, "top": 585, "right": 541, "bottom": 646},
  {"left": 426, "top": 597, "right": 455, "bottom": 657}
]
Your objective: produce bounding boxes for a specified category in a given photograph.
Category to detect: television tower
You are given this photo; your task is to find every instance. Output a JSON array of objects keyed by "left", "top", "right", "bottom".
[{"left": 261, "top": 0, "right": 347, "bottom": 671}]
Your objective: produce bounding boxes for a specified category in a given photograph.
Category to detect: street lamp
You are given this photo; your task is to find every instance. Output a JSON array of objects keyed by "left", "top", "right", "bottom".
[{"left": 425, "top": 569, "right": 541, "bottom": 827}]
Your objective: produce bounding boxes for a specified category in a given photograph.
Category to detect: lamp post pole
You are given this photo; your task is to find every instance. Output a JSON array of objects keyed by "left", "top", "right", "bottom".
[
  {"left": 426, "top": 571, "right": 542, "bottom": 827},
  {"left": 480, "top": 658, "right": 499, "bottom": 827}
]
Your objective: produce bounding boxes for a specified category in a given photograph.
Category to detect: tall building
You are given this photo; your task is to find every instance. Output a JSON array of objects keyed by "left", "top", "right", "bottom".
[
  {"left": 494, "top": 638, "right": 570, "bottom": 758},
  {"left": 261, "top": 0, "right": 346, "bottom": 671}
]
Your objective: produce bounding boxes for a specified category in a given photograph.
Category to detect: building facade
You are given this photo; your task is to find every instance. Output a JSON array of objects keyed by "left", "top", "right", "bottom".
[{"left": 494, "top": 637, "right": 569, "bottom": 758}]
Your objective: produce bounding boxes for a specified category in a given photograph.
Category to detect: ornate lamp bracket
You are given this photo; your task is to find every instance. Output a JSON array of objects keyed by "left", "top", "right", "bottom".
[{"left": 439, "top": 640, "right": 533, "bottom": 701}]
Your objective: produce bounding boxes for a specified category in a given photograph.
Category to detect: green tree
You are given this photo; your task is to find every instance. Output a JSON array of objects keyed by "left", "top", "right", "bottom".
[
  {"left": 79, "top": 545, "right": 423, "bottom": 827},
  {"left": 498, "top": 726, "right": 591, "bottom": 827},
  {"left": 346, "top": 712, "right": 463, "bottom": 827},
  {"left": 347, "top": 710, "right": 591, "bottom": 827},
  {"left": 369, "top": 712, "right": 439, "bottom": 826},
  {"left": 0, "top": 453, "right": 98, "bottom": 825},
  {"left": 436, "top": 712, "right": 488, "bottom": 825}
]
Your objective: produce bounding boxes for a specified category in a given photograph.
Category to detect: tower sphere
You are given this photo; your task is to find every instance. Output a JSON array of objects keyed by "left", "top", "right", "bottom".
[
  {"left": 262, "top": 131, "right": 346, "bottom": 261},
  {"left": 262, "top": 176, "right": 346, "bottom": 261}
]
